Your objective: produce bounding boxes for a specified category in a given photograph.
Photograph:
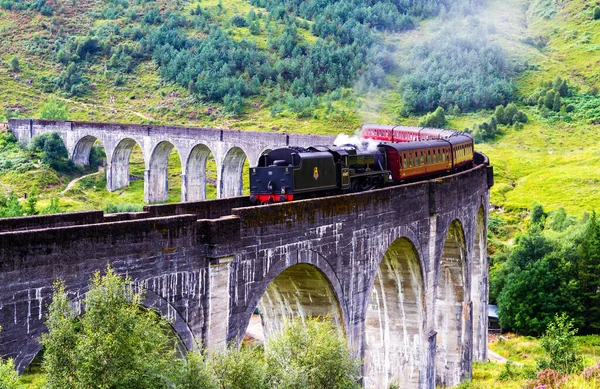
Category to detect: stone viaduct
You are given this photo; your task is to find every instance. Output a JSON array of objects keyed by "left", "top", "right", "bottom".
[
  {"left": 8, "top": 119, "right": 334, "bottom": 203},
  {"left": 0, "top": 148, "right": 493, "bottom": 388}
]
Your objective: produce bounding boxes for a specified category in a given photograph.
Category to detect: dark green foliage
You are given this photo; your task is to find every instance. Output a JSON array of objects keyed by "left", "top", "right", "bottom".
[
  {"left": 493, "top": 206, "right": 600, "bottom": 335},
  {"left": 230, "top": 14, "right": 246, "bottom": 27},
  {"left": 29, "top": 132, "right": 74, "bottom": 173},
  {"left": 418, "top": 106, "right": 446, "bottom": 127},
  {"left": 9, "top": 57, "right": 19, "bottom": 73},
  {"left": 53, "top": 63, "right": 89, "bottom": 96},
  {"left": 0, "top": 0, "right": 53, "bottom": 14},
  {"left": 577, "top": 212, "right": 600, "bottom": 333},
  {"left": 537, "top": 314, "right": 584, "bottom": 374},
  {"left": 470, "top": 103, "right": 527, "bottom": 142},
  {"left": 25, "top": 190, "right": 38, "bottom": 216},
  {"left": 249, "top": 20, "right": 260, "bottom": 34},
  {"left": 531, "top": 202, "right": 546, "bottom": 226},
  {"left": 594, "top": 6, "right": 600, "bottom": 20},
  {"left": 399, "top": 24, "right": 514, "bottom": 114}
]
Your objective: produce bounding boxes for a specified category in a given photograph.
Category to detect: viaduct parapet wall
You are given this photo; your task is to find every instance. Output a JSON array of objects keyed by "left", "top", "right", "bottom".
[
  {"left": 8, "top": 119, "right": 335, "bottom": 203},
  {"left": 0, "top": 157, "right": 493, "bottom": 389}
]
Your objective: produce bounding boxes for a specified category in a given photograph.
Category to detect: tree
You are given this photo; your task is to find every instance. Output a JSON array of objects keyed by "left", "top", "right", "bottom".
[
  {"left": 265, "top": 318, "right": 361, "bottom": 389},
  {"left": 531, "top": 202, "right": 546, "bottom": 227},
  {"left": 209, "top": 346, "right": 266, "bottom": 389},
  {"left": 419, "top": 106, "right": 446, "bottom": 128},
  {"left": 0, "top": 192, "right": 25, "bottom": 218},
  {"left": 0, "top": 356, "right": 22, "bottom": 389},
  {"left": 577, "top": 212, "right": 600, "bottom": 333},
  {"left": 498, "top": 257, "right": 564, "bottom": 335},
  {"left": 25, "top": 189, "right": 38, "bottom": 216},
  {"left": 552, "top": 93, "right": 562, "bottom": 112},
  {"left": 29, "top": 132, "right": 72, "bottom": 173},
  {"left": 494, "top": 105, "right": 506, "bottom": 125},
  {"left": 594, "top": 6, "right": 600, "bottom": 20},
  {"left": 39, "top": 97, "right": 68, "bottom": 121},
  {"left": 41, "top": 267, "right": 181, "bottom": 389},
  {"left": 537, "top": 313, "right": 584, "bottom": 374},
  {"left": 9, "top": 57, "right": 20, "bottom": 73},
  {"left": 173, "top": 352, "right": 218, "bottom": 389}
]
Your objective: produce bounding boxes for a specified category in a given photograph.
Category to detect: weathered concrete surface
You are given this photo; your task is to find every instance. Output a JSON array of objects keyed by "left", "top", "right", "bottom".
[
  {"left": 8, "top": 119, "right": 334, "bottom": 203},
  {"left": 0, "top": 157, "right": 492, "bottom": 389}
]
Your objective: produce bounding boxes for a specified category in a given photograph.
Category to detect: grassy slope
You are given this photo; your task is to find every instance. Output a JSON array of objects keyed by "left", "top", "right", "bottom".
[
  {"left": 468, "top": 334, "right": 600, "bottom": 389},
  {"left": 0, "top": 0, "right": 361, "bottom": 134},
  {"left": 475, "top": 0, "right": 600, "bottom": 216}
]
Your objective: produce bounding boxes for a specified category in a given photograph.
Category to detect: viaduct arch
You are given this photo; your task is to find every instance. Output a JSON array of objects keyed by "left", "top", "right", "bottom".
[
  {"left": 1, "top": 121, "right": 493, "bottom": 388},
  {"left": 8, "top": 119, "right": 335, "bottom": 203}
]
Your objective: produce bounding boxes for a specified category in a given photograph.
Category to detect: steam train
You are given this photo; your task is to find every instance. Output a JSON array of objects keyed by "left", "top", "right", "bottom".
[
  {"left": 361, "top": 123, "right": 459, "bottom": 142},
  {"left": 249, "top": 125, "right": 474, "bottom": 204}
]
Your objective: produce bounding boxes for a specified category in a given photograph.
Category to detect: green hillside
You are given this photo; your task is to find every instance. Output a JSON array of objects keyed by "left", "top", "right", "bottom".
[{"left": 0, "top": 0, "right": 599, "bottom": 218}]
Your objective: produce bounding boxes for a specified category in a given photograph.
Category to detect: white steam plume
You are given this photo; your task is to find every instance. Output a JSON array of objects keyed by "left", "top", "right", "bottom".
[{"left": 333, "top": 134, "right": 381, "bottom": 152}]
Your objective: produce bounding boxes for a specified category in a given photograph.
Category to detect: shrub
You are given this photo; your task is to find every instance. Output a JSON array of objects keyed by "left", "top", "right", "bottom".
[
  {"left": 103, "top": 202, "right": 143, "bottom": 213},
  {"left": 9, "top": 57, "right": 19, "bottom": 73},
  {"left": 230, "top": 14, "right": 246, "bottom": 27},
  {"left": 41, "top": 267, "right": 181, "bottom": 389},
  {"left": 419, "top": 107, "right": 446, "bottom": 128},
  {"left": 594, "top": 6, "right": 600, "bottom": 20},
  {"left": 0, "top": 357, "right": 22, "bottom": 389},
  {"left": 265, "top": 318, "right": 360, "bottom": 389},
  {"left": 29, "top": 132, "right": 73, "bottom": 173},
  {"left": 39, "top": 97, "right": 68, "bottom": 120},
  {"left": 537, "top": 313, "right": 584, "bottom": 374}
]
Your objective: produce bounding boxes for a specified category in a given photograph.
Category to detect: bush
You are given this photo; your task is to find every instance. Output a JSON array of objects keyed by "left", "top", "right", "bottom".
[
  {"left": 39, "top": 197, "right": 61, "bottom": 215},
  {"left": 594, "top": 6, "right": 600, "bottom": 20},
  {"left": 265, "top": 318, "right": 360, "bottom": 389},
  {"left": 537, "top": 314, "right": 584, "bottom": 374},
  {"left": 9, "top": 57, "right": 19, "bottom": 73},
  {"left": 0, "top": 357, "right": 22, "bottom": 389},
  {"left": 103, "top": 202, "right": 143, "bottom": 213},
  {"left": 39, "top": 97, "right": 68, "bottom": 120},
  {"left": 230, "top": 14, "right": 246, "bottom": 27},
  {"left": 29, "top": 132, "right": 73, "bottom": 173},
  {"left": 41, "top": 267, "right": 181, "bottom": 389},
  {"left": 0, "top": 192, "right": 25, "bottom": 218},
  {"left": 419, "top": 106, "right": 446, "bottom": 128}
]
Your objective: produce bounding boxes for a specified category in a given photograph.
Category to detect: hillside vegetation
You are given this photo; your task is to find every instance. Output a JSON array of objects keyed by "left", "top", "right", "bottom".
[{"left": 0, "top": 0, "right": 598, "bottom": 216}]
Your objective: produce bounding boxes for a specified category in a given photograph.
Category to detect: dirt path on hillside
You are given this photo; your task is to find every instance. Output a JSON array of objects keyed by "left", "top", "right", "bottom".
[{"left": 61, "top": 169, "right": 102, "bottom": 195}]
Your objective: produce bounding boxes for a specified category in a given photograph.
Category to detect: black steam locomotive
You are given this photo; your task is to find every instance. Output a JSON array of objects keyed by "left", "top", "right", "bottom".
[{"left": 249, "top": 130, "right": 475, "bottom": 204}]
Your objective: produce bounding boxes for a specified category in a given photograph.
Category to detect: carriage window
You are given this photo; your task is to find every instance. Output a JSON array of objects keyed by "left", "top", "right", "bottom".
[
  {"left": 433, "top": 150, "right": 437, "bottom": 163},
  {"left": 409, "top": 153, "right": 413, "bottom": 167},
  {"left": 427, "top": 150, "right": 432, "bottom": 164},
  {"left": 420, "top": 152, "right": 425, "bottom": 165}
]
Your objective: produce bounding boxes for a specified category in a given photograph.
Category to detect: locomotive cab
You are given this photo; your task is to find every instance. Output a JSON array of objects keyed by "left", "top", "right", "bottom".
[{"left": 250, "top": 147, "right": 339, "bottom": 204}]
